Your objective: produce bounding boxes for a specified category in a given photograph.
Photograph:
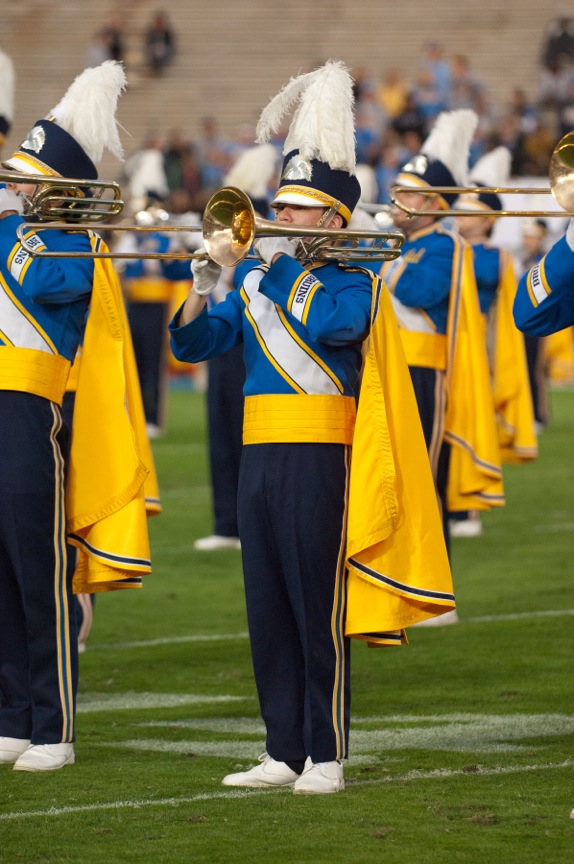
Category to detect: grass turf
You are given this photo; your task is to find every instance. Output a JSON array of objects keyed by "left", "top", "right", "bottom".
[{"left": 0, "top": 385, "right": 572, "bottom": 863}]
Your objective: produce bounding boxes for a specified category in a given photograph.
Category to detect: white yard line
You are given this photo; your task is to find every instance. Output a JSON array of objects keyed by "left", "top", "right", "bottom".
[
  {"left": 89, "top": 609, "right": 574, "bottom": 651},
  {"left": 1, "top": 760, "right": 571, "bottom": 821}
]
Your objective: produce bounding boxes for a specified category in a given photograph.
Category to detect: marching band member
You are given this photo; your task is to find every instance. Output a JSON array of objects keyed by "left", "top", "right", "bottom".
[
  {"left": 116, "top": 195, "right": 193, "bottom": 438},
  {"left": 0, "top": 62, "right": 156, "bottom": 771},
  {"left": 194, "top": 142, "right": 278, "bottom": 552},
  {"left": 380, "top": 110, "right": 505, "bottom": 583},
  {"left": 451, "top": 147, "right": 538, "bottom": 537},
  {"left": 513, "top": 217, "right": 574, "bottom": 335},
  {"left": 170, "top": 61, "right": 454, "bottom": 793},
  {"left": 514, "top": 217, "right": 552, "bottom": 430}
]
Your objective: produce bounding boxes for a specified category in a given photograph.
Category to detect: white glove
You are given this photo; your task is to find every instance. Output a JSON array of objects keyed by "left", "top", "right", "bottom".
[
  {"left": 566, "top": 218, "right": 574, "bottom": 253},
  {"left": 191, "top": 253, "right": 223, "bottom": 296},
  {"left": 254, "top": 236, "right": 299, "bottom": 265},
  {"left": 0, "top": 188, "right": 24, "bottom": 216}
]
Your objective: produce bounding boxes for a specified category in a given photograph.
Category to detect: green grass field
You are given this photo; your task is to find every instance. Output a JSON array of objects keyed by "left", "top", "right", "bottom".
[{"left": 1, "top": 384, "right": 572, "bottom": 864}]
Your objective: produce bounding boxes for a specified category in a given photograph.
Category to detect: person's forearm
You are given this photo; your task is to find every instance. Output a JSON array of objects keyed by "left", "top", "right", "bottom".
[{"left": 179, "top": 289, "right": 208, "bottom": 325}]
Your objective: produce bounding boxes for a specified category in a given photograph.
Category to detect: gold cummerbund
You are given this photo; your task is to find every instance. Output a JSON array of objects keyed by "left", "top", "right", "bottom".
[
  {"left": 0, "top": 347, "right": 71, "bottom": 404},
  {"left": 243, "top": 393, "right": 356, "bottom": 445},
  {"left": 398, "top": 330, "right": 447, "bottom": 371},
  {"left": 126, "top": 278, "right": 172, "bottom": 303}
]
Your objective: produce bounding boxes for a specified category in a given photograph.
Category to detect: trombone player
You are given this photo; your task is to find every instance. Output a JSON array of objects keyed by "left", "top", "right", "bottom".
[
  {"left": 0, "top": 61, "right": 155, "bottom": 772},
  {"left": 380, "top": 109, "right": 504, "bottom": 582},
  {"left": 170, "top": 60, "right": 372, "bottom": 795},
  {"left": 513, "top": 217, "right": 574, "bottom": 336},
  {"left": 170, "top": 61, "right": 454, "bottom": 793}
]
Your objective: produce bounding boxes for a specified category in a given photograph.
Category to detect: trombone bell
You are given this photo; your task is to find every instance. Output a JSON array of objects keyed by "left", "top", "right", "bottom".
[
  {"left": 203, "top": 186, "right": 256, "bottom": 267},
  {"left": 549, "top": 130, "right": 574, "bottom": 212}
]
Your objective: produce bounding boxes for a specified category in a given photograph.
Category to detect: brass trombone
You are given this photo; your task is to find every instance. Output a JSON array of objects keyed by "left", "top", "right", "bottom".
[
  {"left": 15, "top": 186, "right": 404, "bottom": 266},
  {"left": 0, "top": 169, "right": 124, "bottom": 222},
  {"left": 389, "top": 130, "right": 574, "bottom": 219}
]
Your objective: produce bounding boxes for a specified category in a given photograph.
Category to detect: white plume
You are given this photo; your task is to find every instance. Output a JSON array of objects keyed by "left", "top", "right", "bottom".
[
  {"left": 256, "top": 67, "right": 322, "bottom": 145},
  {"left": 225, "top": 143, "right": 278, "bottom": 199},
  {"left": 421, "top": 109, "right": 478, "bottom": 185},
  {"left": 0, "top": 48, "right": 15, "bottom": 121},
  {"left": 469, "top": 145, "right": 512, "bottom": 187},
  {"left": 256, "top": 60, "right": 357, "bottom": 173},
  {"left": 355, "top": 163, "right": 378, "bottom": 203},
  {"left": 49, "top": 60, "right": 127, "bottom": 164}
]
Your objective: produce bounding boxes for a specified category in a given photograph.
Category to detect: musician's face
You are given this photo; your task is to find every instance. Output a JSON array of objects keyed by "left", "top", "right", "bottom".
[
  {"left": 455, "top": 212, "right": 492, "bottom": 240},
  {"left": 273, "top": 203, "right": 343, "bottom": 229},
  {"left": 5, "top": 180, "right": 36, "bottom": 197},
  {"left": 391, "top": 189, "right": 440, "bottom": 234}
]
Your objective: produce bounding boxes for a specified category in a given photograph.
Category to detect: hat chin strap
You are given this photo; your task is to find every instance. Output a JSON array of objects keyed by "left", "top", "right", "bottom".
[
  {"left": 316, "top": 200, "right": 341, "bottom": 228},
  {"left": 297, "top": 199, "right": 343, "bottom": 264}
]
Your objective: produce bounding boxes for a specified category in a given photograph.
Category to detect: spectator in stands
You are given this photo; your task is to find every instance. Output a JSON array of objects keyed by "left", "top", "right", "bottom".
[
  {"left": 508, "top": 86, "right": 539, "bottom": 135},
  {"left": 84, "top": 29, "right": 115, "bottom": 67},
  {"left": 194, "top": 116, "right": 230, "bottom": 197},
  {"left": 557, "top": 74, "right": 574, "bottom": 136},
  {"left": 376, "top": 68, "right": 409, "bottom": 121},
  {"left": 144, "top": 11, "right": 175, "bottom": 76},
  {"left": 448, "top": 54, "right": 488, "bottom": 117},
  {"left": 498, "top": 112, "right": 531, "bottom": 176},
  {"left": 163, "top": 127, "right": 190, "bottom": 192},
  {"left": 540, "top": 8, "right": 574, "bottom": 70},
  {"left": 418, "top": 42, "right": 451, "bottom": 110},
  {"left": 392, "top": 92, "right": 426, "bottom": 144},
  {"left": 101, "top": 12, "right": 125, "bottom": 63},
  {"left": 412, "top": 67, "right": 445, "bottom": 132}
]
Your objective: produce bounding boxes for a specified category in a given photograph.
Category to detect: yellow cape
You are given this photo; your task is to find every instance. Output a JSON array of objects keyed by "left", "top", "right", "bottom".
[
  {"left": 67, "top": 235, "right": 161, "bottom": 593},
  {"left": 345, "top": 279, "right": 455, "bottom": 646},
  {"left": 445, "top": 240, "right": 505, "bottom": 511},
  {"left": 489, "top": 251, "right": 538, "bottom": 463}
]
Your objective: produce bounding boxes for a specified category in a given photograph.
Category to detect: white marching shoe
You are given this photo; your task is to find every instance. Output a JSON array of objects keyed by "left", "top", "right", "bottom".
[
  {"left": 293, "top": 759, "right": 345, "bottom": 794},
  {"left": 413, "top": 609, "right": 460, "bottom": 628},
  {"left": 13, "top": 743, "right": 75, "bottom": 772},
  {"left": 0, "top": 737, "right": 31, "bottom": 764},
  {"left": 222, "top": 754, "right": 299, "bottom": 787},
  {"left": 194, "top": 535, "right": 241, "bottom": 551},
  {"left": 449, "top": 517, "right": 483, "bottom": 538}
]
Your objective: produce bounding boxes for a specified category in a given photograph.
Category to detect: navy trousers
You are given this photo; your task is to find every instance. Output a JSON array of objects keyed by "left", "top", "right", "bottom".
[
  {"left": 237, "top": 442, "right": 351, "bottom": 764},
  {"left": 206, "top": 343, "right": 245, "bottom": 537},
  {"left": 0, "top": 392, "right": 78, "bottom": 743},
  {"left": 128, "top": 301, "right": 169, "bottom": 427},
  {"left": 408, "top": 366, "right": 451, "bottom": 557}
]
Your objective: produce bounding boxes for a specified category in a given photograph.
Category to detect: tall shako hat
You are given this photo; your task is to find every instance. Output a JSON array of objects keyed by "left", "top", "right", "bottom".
[
  {"left": 0, "top": 48, "right": 15, "bottom": 146},
  {"left": 457, "top": 146, "right": 512, "bottom": 213},
  {"left": 3, "top": 60, "right": 127, "bottom": 180},
  {"left": 224, "top": 142, "right": 278, "bottom": 217},
  {"left": 396, "top": 109, "right": 478, "bottom": 209},
  {"left": 256, "top": 60, "right": 361, "bottom": 227}
]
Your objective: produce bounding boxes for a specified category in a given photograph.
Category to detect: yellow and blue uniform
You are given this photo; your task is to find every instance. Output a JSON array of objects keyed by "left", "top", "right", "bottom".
[
  {"left": 513, "top": 235, "right": 574, "bottom": 336},
  {"left": 472, "top": 242, "right": 537, "bottom": 463},
  {"left": 122, "top": 232, "right": 190, "bottom": 429},
  {"left": 0, "top": 215, "right": 92, "bottom": 745},
  {"left": 170, "top": 255, "right": 372, "bottom": 764},
  {"left": 381, "top": 221, "right": 504, "bottom": 550},
  {"left": 0, "top": 214, "right": 156, "bottom": 746}
]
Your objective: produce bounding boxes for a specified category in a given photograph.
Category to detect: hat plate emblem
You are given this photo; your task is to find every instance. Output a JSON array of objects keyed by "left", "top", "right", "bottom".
[
  {"left": 282, "top": 154, "right": 313, "bottom": 182},
  {"left": 21, "top": 125, "right": 46, "bottom": 154}
]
